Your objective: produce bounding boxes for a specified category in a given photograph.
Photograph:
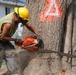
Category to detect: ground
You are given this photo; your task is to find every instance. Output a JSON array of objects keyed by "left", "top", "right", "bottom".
[{"left": 0, "top": 61, "right": 7, "bottom": 75}]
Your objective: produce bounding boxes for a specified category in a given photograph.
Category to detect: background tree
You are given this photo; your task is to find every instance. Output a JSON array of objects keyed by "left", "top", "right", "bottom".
[{"left": 21, "top": 0, "right": 76, "bottom": 75}]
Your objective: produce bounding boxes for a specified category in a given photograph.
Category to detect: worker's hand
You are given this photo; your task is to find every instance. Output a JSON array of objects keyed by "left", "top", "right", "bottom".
[{"left": 15, "top": 39, "right": 23, "bottom": 44}]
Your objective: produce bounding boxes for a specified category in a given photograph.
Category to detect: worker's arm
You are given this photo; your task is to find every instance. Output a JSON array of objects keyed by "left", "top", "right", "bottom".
[
  {"left": 24, "top": 22, "right": 38, "bottom": 35},
  {"left": 1, "top": 23, "right": 17, "bottom": 42}
]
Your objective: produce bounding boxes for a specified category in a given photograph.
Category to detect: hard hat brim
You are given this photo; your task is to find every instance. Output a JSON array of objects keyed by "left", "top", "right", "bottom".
[{"left": 14, "top": 7, "right": 19, "bottom": 14}]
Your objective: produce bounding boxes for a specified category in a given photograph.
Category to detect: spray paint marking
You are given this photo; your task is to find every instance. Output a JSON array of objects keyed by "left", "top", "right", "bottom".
[{"left": 40, "top": 0, "right": 63, "bottom": 22}]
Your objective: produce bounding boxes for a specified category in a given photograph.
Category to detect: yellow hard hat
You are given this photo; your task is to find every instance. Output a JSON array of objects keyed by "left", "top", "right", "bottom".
[{"left": 14, "top": 7, "right": 30, "bottom": 20}]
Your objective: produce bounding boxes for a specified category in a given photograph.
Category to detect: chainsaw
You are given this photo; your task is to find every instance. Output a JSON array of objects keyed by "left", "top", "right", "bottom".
[
  {"left": 15, "top": 36, "right": 42, "bottom": 51},
  {"left": 15, "top": 36, "right": 76, "bottom": 59}
]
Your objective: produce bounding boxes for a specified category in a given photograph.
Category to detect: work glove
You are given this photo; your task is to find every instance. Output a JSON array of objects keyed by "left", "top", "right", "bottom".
[{"left": 15, "top": 39, "right": 23, "bottom": 44}]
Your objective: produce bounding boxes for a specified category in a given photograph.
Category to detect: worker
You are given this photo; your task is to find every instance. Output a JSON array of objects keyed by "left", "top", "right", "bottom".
[{"left": 0, "top": 7, "right": 38, "bottom": 75}]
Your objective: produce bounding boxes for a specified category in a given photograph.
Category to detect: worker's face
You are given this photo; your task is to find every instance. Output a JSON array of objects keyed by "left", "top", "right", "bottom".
[
  {"left": 14, "top": 13, "right": 22, "bottom": 23},
  {"left": 18, "top": 17, "right": 28, "bottom": 25},
  {"left": 14, "top": 13, "right": 28, "bottom": 24},
  {"left": 13, "top": 14, "right": 19, "bottom": 23},
  {"left": 18, "top": 17, "right": 22, "bottom": 23}
]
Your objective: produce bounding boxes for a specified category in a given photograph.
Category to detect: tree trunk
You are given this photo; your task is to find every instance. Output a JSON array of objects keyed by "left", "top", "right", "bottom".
[{"left": 22, "top": 0, "right": 76, "bottom": 75}]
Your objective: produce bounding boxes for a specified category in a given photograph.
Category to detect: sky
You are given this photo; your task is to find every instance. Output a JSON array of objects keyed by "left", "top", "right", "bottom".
[{"left": 19, "top": 0, "right": 25, "bottom": 2}]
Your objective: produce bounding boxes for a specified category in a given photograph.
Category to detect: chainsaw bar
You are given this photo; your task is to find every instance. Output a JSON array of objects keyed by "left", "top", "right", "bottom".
[{"left": 38, "top": 49, "right": 76, "bottom": 58}]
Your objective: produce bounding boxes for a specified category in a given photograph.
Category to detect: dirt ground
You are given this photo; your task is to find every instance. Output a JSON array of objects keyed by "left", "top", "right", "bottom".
[
  {"left": 0, "top": 62, "right": 7, "bottom": 75},
  {"left": 0, "top": 67, "right": 7, "bottom": 75}
]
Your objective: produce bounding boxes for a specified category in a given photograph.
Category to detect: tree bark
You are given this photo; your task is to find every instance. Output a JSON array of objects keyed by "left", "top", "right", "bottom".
[{"left": 22, "top": 0, "right": 76, "bottom": 75}]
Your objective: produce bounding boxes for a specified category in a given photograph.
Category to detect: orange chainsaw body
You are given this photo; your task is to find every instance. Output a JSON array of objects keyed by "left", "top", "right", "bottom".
[{"left": 15, "top": 36, "right": 39, "bottom": 51}]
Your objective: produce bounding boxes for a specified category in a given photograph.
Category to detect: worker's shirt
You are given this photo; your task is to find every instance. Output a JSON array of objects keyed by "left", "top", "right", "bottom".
[{"left": 0, "top": 12, "right": 18, "bottom": 38}]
